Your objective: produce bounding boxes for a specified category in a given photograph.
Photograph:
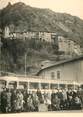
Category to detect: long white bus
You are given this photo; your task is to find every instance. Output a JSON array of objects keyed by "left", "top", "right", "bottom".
[{"left": 0, "top": 74, "right": 82, "bottom": 93}]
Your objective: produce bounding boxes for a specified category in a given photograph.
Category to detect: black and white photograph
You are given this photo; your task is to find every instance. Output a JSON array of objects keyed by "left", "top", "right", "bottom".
[{"left": 0, "top": 0, "right": 83, "bottom": 115}]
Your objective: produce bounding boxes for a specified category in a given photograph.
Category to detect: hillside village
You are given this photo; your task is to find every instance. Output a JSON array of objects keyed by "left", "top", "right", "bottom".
[
  {"left": 3, "top": 26, "right": 82, "bottom": 56},
  {"left": 0, "top": 2, "right": 83, "bottom": 75}
]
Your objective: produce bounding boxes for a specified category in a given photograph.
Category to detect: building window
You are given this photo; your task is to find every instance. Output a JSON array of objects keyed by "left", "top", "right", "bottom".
[
  {"left": 51, "top": 72, "right": 55, "bottom": 79},
  {"left": 57, "top": 71, "right": 60, "bottom": 79}
]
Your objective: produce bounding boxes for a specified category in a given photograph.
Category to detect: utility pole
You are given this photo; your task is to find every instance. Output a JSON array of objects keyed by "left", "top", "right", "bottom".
[
  {"left": 0, "top": 29, "right": 3, "bottom": 76},
  {"left": 0, "top": 33, "right": 1, "bottom": 76},
  {"left": 24, "top": 53, "right": 27, "bottom": 77}
]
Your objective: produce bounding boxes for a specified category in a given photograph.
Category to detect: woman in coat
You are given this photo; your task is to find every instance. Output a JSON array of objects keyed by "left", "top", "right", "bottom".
[{"left": 15, "top": 90, "right": 24, "bottom": 112}]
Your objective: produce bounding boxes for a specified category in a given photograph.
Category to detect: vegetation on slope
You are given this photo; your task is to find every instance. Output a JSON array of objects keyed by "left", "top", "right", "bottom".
[{"left": 0, "top": 2, "right": 83, "bottom": 75}]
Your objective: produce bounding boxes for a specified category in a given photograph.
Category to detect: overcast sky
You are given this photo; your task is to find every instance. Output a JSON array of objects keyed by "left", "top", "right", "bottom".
[{"left": 0, "top": 0, "right": 83, "bottom": 19}]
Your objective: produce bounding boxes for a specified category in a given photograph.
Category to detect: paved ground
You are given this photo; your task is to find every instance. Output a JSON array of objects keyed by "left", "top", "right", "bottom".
[
  {"left": 0, "top": 111, "right": 83, "bottom": 117},
  {"left": 0, "top": 110, "right": 83, "bottom": 117},
  {"left": 0, "top": 110, "right": 83, "bottom": 114}
]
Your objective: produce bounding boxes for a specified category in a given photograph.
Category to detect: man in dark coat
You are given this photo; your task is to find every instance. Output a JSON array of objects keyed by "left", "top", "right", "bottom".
[
  {"left": 6, "top": 88, "right": 12, "bottom": 113},
  {"left": 77, "top": 87, "right": 83, "bottom": 109},
  {"left": 1, "top": 88, "right": 7, "bottom": 113},
  {"left": 36, "top": 89, "right": 43, "bottom": 103},
  {"left": 56, "top": 89, "right": 63, "bottom": 110},
  {"left": 11, "top": 89, "right": 17, "bottom": 112},
  {"left": 51, "top": 89, "right": 58, "bottom": 110},
  {"left": 23, "top": 90, "right": 29, "bottom": 112}
]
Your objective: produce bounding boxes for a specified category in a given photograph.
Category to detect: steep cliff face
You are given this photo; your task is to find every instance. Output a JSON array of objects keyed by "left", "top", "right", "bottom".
[
  {"left": 0, "top": 2, "right": 83, "bottom": 45},
  {"left": 0, "top": 2, "right": 83, "bottom": 75}
]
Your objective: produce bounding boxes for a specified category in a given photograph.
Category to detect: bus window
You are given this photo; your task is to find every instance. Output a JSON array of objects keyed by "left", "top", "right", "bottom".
[
  {"left": 41, "top": 83, "right": 49, "bottom": 89},
  {"left": 59, "top": 84, "right": 66, "bottom": 89},
  {"left": 80, "top": 85, "right": 83, "bottom": 89},
  {"left": 19, "top": 82, "right": 28, "bottom": 89},
  {"left": 8, "top": 81, "right": 17, "bottom": 89},
  {"left": 67, "top": 84, "right": 74, "bottom": 89},
  {"left": 74, "top": 85, "right": 79, "bottom": 90},
  {"left": 50, "top": 84, "right": 58, "bottom": 89},
  {"left": 29, "top": 82, "right": 39, "bottom": 89}
]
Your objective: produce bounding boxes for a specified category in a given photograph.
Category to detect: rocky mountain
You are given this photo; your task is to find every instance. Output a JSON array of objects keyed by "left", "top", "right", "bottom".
[
  {"left": 0, "top": 2, "right": 83, "bottom": 46},
  {"left": 0, "top": 2, "right": 83, "bottom": 75}
]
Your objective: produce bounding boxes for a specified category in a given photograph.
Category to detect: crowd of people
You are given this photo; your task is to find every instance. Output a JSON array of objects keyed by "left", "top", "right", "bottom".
[{"left": 0, "top": 87, "right": 83, "bottom": 113}]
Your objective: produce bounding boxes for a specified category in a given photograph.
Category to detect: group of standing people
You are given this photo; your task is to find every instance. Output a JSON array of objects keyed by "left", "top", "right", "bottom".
[
  {"left": 0, "top": 87, "right": 83, "bottom": 113},
  {"left": 51, "top": 88, "right": 83, "bottom": 110}
]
